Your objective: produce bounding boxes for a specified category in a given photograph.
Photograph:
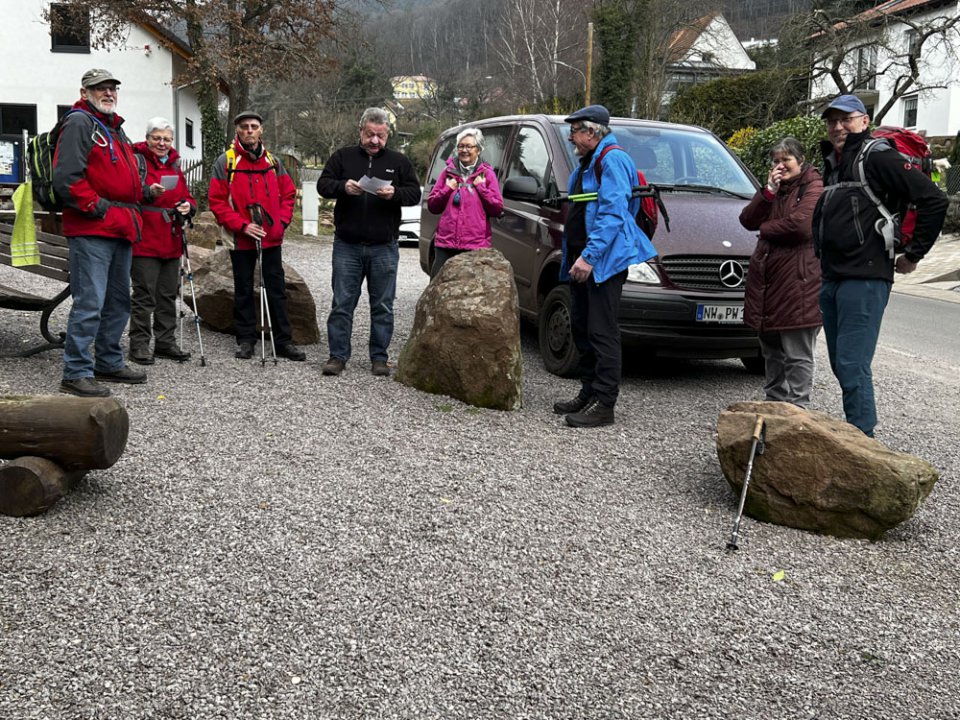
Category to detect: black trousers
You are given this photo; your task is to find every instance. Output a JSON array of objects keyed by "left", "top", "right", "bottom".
[
  {"left": 229, "top": 246, "right": 293, "bottom": 345},
  {"left": 130, "top": 256, "right": 180, "bottom": 350},
  {"left": 430, "top": 246, "right": 469, "bottom": 278},
  {"left": 569, "top": 268, "right": 627, "bottom": 407}
]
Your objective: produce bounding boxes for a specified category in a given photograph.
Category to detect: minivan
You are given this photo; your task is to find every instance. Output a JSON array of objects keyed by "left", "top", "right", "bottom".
[{"left": 419, "top": 114, "right": 763, "bottom": 375}]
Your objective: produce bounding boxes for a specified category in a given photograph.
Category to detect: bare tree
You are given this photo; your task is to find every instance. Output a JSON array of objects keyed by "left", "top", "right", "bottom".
[{"left": 788, "top": 0, "right": 960, "bottom": 122}]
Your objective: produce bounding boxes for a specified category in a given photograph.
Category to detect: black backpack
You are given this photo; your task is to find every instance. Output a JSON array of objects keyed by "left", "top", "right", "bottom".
[{"left": 28, "top": 109, "right": 115, "bottom": 212}]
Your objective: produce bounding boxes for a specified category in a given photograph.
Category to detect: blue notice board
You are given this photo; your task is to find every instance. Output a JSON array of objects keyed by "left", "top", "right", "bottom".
[{"left": 0, "top": 136, "right": 24, "bottom": 184}]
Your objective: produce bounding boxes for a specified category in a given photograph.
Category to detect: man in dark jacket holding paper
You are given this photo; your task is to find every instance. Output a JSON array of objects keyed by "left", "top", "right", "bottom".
[
  {"left": 812, "top": 94, "right": 947, "bottom": 437},
  {"left": 316, "top": 107, "right": 421, "bottom": 377}
]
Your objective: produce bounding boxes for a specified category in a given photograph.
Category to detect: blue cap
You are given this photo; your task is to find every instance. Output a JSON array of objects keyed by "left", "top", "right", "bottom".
[
  {"left": 821, "top": 94, "right": 868, "bottom": 118},
  {"left": 564, "top": 104, "right": 610, "bottom": 125}
]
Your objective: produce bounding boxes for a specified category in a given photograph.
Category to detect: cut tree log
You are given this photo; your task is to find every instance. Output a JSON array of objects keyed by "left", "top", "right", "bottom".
[
  {"left": 0, "top": 395, "right": 130, "bottom": 470},
  {"left": 0, "top": 456, "right": 87, "bottom": 517}
]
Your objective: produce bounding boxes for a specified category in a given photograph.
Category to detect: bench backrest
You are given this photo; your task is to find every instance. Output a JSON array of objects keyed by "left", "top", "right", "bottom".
[{"left": 0, "top": 222, "right": 70, "bottom": 283}]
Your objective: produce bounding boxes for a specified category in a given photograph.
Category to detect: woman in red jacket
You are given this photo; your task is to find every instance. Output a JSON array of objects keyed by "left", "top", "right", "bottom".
[
  {"left": 739, "top": 137, "right": 824, "bottom": 408},
  {"left": 130, "top": 118, "right": 197, "bottom": 364}
]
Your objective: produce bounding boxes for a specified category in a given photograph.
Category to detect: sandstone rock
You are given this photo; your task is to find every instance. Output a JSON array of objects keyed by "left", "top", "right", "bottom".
[
  {"left": 186, "top": 246, "right": 320, "bottom": 345},
  {"left": 396, "top": 249, "right": 522, "bottom": 410},
  {"left": 717, "top": 401, "right": 938, "bottom": 540},
  {"left": 185, "top": 219, "right": 221, "bottom": 250}
]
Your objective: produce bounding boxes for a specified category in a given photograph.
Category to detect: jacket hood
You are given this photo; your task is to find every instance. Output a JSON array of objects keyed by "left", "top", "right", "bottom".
[
  {"left": 133, "top": 141, "right": 181, "bottom": 167},
  {"left": 72, "top": 99, "right": 124, "bottom": 128}
]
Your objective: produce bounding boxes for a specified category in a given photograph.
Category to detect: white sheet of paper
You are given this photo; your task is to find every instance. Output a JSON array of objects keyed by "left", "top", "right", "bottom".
[
  {"left": 358, "top": 175, "right": 392, "bottom": 195},
  {"left": 160, "top": 175, "right": 179, "bottom": 190}
]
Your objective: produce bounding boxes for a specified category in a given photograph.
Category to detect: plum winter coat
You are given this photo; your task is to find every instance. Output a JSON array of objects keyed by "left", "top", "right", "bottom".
[
  {"left": 739, "top": 163, "right": 824, "bottom": 332},
  {"left": 133, "top": 143, "right": 197, "bottom": 259},
  {"left": 427, "top": 158, "right": 503, "bottom": 250}
]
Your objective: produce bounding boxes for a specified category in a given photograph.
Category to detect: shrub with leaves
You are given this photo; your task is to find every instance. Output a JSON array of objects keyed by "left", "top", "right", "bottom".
[
  {"left": 727, "top": 127, "right": 757, "bottom": 155},
  {"left": 740, "top": 116, "right": 827, "bottom": 182}
]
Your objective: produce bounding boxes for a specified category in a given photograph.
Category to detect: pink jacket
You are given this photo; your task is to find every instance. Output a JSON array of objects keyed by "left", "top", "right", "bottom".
[{"left": 427, "top": 158, "right": 503, "bottom": 250}]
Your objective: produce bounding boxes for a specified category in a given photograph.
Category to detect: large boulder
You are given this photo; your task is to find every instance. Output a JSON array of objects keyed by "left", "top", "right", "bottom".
[
  {"left": 186, "top": 246, "right": 320, "bottom": 345},
  {"left": 716, "top": 401, "right": 938, "bottom": 540},
  {"left": 396, "top": 249, "right": 522, "bottom": 410}
]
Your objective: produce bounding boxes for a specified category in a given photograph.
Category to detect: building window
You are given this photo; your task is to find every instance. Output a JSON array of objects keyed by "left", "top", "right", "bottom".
[
  {"left": 903, "top": 95, "right": 918, "bottom": 128},
  {"left": 905, "top": 29, "right": 921, "bottom": 58},
  {"left": 0, "top": 104, "right": 37, "bottom": 136},
  {"left": 57, "top": 105, "right": 73, "bottom": 121},
  {"left": 50, "top": 3, "right": 90, "bottom": 53},
  {"left": 854, "top": 46, "right": 877, "bottom": 91},
  {"left": 185, "top": 118, "right": 195, "bottom": 148}
]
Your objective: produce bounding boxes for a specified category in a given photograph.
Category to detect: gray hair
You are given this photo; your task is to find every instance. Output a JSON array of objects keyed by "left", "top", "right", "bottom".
[
  {"left": 145, "top": 117, "right": 174, "bottom": 137},
  {"left": 769, "top": 136, "right": 805, "bottom": 163},
  {"left": 456, "top": 127, "right": 484, "bottom": 151},
  {"left": 359, "top": 107, "right": 391, "bottom": 130},
  {"left": 581, "top": 120, "right": 611, "bottom": 139}
]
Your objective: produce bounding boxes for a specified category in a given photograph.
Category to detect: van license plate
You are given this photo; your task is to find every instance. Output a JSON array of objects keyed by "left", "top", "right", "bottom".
[{"left": 696, "top": 304, "right": 744, "bottom": 323}]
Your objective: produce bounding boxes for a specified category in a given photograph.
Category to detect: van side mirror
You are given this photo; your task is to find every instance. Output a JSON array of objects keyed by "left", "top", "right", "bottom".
[{"left": 502, "top": 175, "right": 544, "bottom": 203}]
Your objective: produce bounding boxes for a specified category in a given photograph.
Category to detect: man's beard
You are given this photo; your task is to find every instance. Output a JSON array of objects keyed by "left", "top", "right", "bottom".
[{"left": 87, "top": 97, "right": 115, "bottom": 116}]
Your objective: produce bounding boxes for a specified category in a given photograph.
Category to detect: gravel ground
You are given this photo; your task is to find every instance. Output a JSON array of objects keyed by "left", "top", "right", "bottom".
[{"left": 1, "top": 236, "right": 958, "bottom": 719}]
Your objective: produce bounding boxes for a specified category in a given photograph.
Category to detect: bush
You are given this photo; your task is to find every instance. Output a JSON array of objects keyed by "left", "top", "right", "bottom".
[
  {"left": 740, "top": 115, "right": 827, "bottom": 182},
  {"left": 727, "top": 127, "right": 757, "bottom": 155}
]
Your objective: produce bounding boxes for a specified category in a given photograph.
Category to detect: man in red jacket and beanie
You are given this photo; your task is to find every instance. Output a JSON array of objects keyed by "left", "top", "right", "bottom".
[
  {"left": 53, "top": 68, "right": 148, "bottom": 397},
  {"left": 208, "top": 110, "right": 305, "bottom": 361}
]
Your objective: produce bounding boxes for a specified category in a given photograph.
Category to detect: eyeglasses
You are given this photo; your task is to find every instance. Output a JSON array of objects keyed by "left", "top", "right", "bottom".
[
  {"left": 824, "top": 114, "right": 866, "bottom": 128},
  {"left": 238, "top": 123, "right": 261, "bottom": 131},
  {"left": 569, "top": 126, "right": 590, "bottom": 136},
  {"left": 148, "top": 135, "right": 173, "bottom": 144},
  {"left": 769, "top": 156, "right": 797, "bottom": 167},
  {"left": 457, "top": 144, "right": 478, "bottom": 151},
  {"left": 89, "top": 84, "right": 118, "bottom": 94}
]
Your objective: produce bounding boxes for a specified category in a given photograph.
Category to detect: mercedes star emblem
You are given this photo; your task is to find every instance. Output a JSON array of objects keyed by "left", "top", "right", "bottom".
[{"left": 718, "top": 260, "right": 745, "bottom": 288}]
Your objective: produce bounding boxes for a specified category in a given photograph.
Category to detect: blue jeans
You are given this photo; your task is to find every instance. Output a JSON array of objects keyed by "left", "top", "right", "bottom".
[
  {"left": 820, "top": 278, "right": 891, "bottom": 437},
  {"left": 327, "top": 237, "right": 399, "bottom": 362},
  {"left": 63, "top": 236, "right": 133, "bottom": 380}
]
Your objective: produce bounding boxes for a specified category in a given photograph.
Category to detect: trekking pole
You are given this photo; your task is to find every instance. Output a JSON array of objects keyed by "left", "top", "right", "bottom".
[
  {"left": 176, "top": 215, "right": 206, "bottom": 366},
  {"left": 726, "top": 414, "right": 766, "bottom": 552},
  {"left": 247, "top": 204, "right": 277, "bottom": 366}
]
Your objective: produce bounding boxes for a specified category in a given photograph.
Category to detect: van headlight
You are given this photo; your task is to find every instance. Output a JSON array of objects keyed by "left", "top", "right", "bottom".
[{"left": 627, "top": 262, "right": 659, "bottom": 285}]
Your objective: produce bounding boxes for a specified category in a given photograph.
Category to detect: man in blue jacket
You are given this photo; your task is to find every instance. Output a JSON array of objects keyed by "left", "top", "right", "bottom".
[{"left": 553, "top": 105, "right": 657, "bottom": 428}]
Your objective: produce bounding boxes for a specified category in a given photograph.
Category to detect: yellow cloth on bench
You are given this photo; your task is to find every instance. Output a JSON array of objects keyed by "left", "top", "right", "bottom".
[{"left": 11, "top": 183, "right": 40, "bottom": 267}]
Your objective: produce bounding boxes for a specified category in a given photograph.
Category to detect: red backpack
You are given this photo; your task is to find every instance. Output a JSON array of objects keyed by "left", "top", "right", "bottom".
[
  {"left": 594, "top": 145, "right": 670, "bottom": 239},
  {"left": 867, "top": 126, "right": 934, "bottom": 248}
]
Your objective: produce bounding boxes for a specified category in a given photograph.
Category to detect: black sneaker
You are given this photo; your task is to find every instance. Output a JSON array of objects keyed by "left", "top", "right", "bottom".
[
  {"left": 553, "top": 393, "right": 593, "bottom": 415},
  {"left": 322, "top": 357, "right": 345, "bottom": 376},
  {"left": 235, "top": 341, "right": 255, "bottom": 359},
  {"left": 371, "top": 360, "right": 390, "bottom": 376},
  {"left": 59, "top": 377, "right": 111, "bottom": 397},
  {"left": 277, "top": 343, "right": 306, "bottom": 361},
  {"left": 94, "top": 365, "right": 147, "bottom": 384},
  {"left": 565, "top": 399, "right": 615, "bottom": 428},
  {"left": 155, "top": 345, "right": 191, "bottom": 362},
  {"left": 129, "top": 346, "right": 155, "bottom": 365}
]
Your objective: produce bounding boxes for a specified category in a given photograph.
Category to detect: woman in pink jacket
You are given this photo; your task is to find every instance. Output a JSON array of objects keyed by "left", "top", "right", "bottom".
[{"left": 427, "top": 127, "right": 504, "bottom": 277}]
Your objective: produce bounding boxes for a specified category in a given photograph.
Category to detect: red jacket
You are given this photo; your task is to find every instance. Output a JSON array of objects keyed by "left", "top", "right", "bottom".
[
  {"left": 207, "top": 138, "right": 296, "bottom": 251},
  {"left": 133, "top": 143, "right": 198, "bottom": 259},
  {"left": 739, "top": 163, "right": 824, "bottom": 332},
  {"left": 52, "top": 100, "right": 144, "bottom": 241}
]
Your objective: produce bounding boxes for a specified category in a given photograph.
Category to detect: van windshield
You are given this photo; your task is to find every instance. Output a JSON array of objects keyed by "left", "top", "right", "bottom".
[{"left": 552, "top": 122, "right": 756, "bottom": 197}]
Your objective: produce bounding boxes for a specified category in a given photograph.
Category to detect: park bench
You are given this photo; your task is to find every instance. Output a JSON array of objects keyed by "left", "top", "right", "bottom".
[{"left": 0, "top": 220, "right": 70, "bottom": 356}]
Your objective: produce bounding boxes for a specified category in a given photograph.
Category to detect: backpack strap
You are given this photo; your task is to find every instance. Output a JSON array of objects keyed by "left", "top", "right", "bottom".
[
  {"left": 852, "top": 138, "right": 899, "bottom": 258},
  {"left": 593, "top": 144, "right": 627, "bottom": 185}
]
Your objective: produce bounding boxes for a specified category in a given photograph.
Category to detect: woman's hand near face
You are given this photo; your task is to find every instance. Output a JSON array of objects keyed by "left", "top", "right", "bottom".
[{"left": 445, "top": 177, "right": 459, "bottom": 191}]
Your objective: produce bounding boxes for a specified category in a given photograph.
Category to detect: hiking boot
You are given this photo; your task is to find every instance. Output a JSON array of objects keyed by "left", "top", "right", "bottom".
[
  {"left": 553, "top": 392, "right": 593, "bottom": 415},
  {"left": 565, "top": 398, "right": 615, "bottom": 428},
  {"left": 59, "top": 377, "right": 111, "bottom": 398},
  {"left": 371, "top": 360, "right": 390, "bottom": 377},
  {"left": 277, "top": 343, "right": 306, "bottom": 361},
  {"left": 94, "top": 365, "right": 147, "bottom": 384},
  {"left": 155, "top": 345, "right": 191, "bottom": 362},
  {"left": 322, "top": 357, "right": 345, "bottom": 376},
  {"left": 235, "top": 341, "right": 255, "bottom": 359},
  {"left": 129, "top": 346, "right": 155, "bottom": 365}
]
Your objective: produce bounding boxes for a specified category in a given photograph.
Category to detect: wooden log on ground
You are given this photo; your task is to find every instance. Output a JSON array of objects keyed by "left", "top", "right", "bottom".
[
  {"left": 0, "top": 456, "right": 87, "bottom": 516},
  {"left": 0, "top": 395, "right": 129, "bottom": 470}
]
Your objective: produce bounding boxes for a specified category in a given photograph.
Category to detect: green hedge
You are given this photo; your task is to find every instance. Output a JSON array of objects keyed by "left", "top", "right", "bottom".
[{"left": 739, "top": 115, "right": 827, "bottom": 183}]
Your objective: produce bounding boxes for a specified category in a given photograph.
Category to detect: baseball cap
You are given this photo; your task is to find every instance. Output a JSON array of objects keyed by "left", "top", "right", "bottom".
[
  {"left": 564, "top": 104, "right": 611, "bottom": 126},
  {"left": 233, "top": 110, "right": 264, "bottom": 125},
  {"left": 820, "top": 94, "right": 868, "bottom": 118},
  {"left": 82, "top": 69, "right": 121, "bottom": 88}
]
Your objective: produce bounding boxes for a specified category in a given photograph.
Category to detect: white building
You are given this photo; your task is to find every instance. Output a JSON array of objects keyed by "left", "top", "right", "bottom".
[
  {"left": 808, "top": 0, "right": 960, "bottom": 137},
  {"left": 1, "top": 1, "right": 209, "bottom": 183}
]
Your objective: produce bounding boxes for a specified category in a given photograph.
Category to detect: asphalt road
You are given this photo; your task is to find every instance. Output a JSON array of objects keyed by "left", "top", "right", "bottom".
[{"left": 881, "top": 292, "right": 960, "bottom": 367}]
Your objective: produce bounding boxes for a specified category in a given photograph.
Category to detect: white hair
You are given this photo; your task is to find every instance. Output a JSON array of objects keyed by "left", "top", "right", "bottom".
[
  {"left": 580, "top": 120, "right": 611, "bottom": 138},
  {"left": 146, "top": 117, "right": 174, "bottom": 137},
  {"left": 456, "top": 127, "right": 484, "bottom": 151}
]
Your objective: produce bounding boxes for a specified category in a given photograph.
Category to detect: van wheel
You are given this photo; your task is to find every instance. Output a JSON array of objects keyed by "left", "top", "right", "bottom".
[
  {"left": 741, "top": 356, "right": 765, "bottom": 375},
  {"left": 538, "top": 285, "right": 580, "bottom": 377}
]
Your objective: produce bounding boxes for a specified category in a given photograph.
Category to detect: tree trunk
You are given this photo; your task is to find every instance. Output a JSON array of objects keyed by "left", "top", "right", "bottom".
[
  {"left": 0, "top": 456, "right": 86, "bottom": 517},
  {"left": 0, "top": 395, "right": 130, "bottom": 470}
]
